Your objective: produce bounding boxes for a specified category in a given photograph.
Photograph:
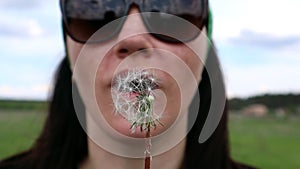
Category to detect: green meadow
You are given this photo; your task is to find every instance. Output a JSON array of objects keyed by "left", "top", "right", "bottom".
[
  {"left": 0, "top": 108, "right": 299, "bottom": 168},
  {"left": 0, "top": 110, "right": 46, "bottom": 158},
  {"left": 229, "top": 114, "right": 300, "bottom": 169}
]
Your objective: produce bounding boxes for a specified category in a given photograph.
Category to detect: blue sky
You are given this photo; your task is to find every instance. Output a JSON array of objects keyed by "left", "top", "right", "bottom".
[
  {"left": 210, "top": 0, "right": 300, "bottom": 97},
  {"left": 0, "top": 0, "right": 299, "bottom": 100}
]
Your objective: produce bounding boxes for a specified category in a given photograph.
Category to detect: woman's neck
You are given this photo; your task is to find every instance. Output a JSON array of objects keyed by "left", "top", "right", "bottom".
[{"left": 79, "top": 138, "right": 186, "bottom": 169}]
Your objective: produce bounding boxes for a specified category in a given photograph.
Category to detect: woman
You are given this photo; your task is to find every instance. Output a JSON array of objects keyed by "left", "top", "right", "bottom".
[{"left": 0, "top": 0, "right": 255, "bottom": 169}]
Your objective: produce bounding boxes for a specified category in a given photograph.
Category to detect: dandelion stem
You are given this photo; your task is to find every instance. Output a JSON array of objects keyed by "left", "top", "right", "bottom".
[{"left": 145, "top": 128, "right": 151, "bottom": 169}]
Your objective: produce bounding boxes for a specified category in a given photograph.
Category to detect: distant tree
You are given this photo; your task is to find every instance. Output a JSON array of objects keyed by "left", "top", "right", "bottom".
[{"left": 229, "top": 93, "right": 300, "bottom": 114}]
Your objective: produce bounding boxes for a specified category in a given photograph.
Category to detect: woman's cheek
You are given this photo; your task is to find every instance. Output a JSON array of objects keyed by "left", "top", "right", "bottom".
[
  {"left": 165, "top": 45, "right": 203, "bottom": 81},
  {"left": 66, "top": 36, "right": 84, "bottom": 70}
]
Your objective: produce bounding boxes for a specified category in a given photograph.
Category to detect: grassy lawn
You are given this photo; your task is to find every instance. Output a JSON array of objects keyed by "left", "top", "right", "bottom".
[
  {"left": 0, "top": 110, "right": 46, "bottom": 159},
  {"left": 229, "top": 114, "right": 300, "bottom": 169},
  {"left": 0, "top": 110, "right": 299, "bottom": 169}
]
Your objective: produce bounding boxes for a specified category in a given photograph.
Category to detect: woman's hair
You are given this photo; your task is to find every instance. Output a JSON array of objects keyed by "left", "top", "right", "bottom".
[{"left": 0, "top": 12, "right": 252, "bottom": 169}]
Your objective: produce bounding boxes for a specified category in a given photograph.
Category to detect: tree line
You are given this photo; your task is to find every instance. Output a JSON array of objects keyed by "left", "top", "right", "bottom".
[{"left": 229, "top": 93, "right": 300, "bottom": 113}]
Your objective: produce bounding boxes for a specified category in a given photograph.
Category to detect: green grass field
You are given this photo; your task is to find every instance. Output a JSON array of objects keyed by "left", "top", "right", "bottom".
[
  {"left": 0, "top": 110, "right": 46, "bottom": 158},
  {"left": 229, "top": 114, "right": 300, "bottom": 169},
  {"left": 0, "top": 111, "right": 299, "bottom": 168}
]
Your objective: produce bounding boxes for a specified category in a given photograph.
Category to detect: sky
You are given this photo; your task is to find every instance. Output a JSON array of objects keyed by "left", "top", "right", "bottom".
[{"left": 0, "top": 0, "right": 299, "bottom": 100}]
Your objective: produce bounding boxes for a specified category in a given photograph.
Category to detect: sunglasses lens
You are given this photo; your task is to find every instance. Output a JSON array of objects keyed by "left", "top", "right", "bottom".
[
  {"left": 143, "top": 13, "right": 201, "bottom": 43},
  {"left": 142, "top": 0, "right": 206, "bottom": 42},
  {"left": 62, "top": 0, "right": 126, "bottom": 43}
]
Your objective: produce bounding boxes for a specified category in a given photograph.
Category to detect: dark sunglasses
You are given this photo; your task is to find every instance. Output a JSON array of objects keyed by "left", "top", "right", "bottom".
[{"left": 60, "top": 0, "right": 208, "bottom": 44}]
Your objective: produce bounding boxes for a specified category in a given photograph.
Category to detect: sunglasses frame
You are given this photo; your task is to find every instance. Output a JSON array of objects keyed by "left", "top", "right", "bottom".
[{"left": 60, "top": 0, "right": 209, "bottom": 44}]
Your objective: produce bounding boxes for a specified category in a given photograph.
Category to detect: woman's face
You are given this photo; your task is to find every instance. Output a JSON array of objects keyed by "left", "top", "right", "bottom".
[{"left": 67, "top": 7, "right": 207, "bottom": 138}]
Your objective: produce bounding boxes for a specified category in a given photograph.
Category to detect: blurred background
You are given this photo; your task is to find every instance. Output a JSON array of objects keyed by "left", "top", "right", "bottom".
[{"left": 0, "top": 0, "right": 299, "bottom": 168}]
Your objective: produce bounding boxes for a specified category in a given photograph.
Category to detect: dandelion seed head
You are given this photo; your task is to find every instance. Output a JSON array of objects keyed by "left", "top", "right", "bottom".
[{"left": 112, "top": 68, "right": 163, "bottom": 131}]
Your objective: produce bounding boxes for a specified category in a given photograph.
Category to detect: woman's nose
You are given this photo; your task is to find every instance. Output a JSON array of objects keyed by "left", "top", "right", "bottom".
[
  {"left": 113, "top": 6, "right": 153, "bottom": 58},
  {"left": 115, "top": 35, "right": 153, "bottom": 58}
]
